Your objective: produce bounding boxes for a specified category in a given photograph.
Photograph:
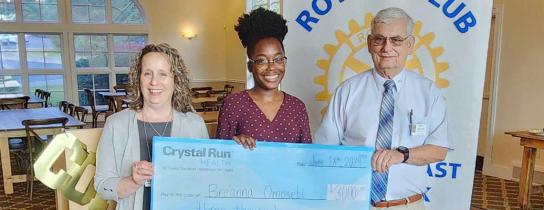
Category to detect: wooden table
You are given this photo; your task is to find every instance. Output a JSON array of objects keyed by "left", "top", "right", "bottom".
[
  {"left": 192, "top": 96, "right": 218, "bottom": 104},
  {"left": 0, "top": 93, "right": 45, "bottom": 107},
  {"left": 505, "top": 131, "right": 544, "bottom": 209},
  {"left": 99, "top": 92, "right": 126, "bottom": 112},
  {"left": 208, "top": 90, "right": 227, "bottom": 95},
  {"left": 0, "top": 107, "right": 85, "bottom": 210}
]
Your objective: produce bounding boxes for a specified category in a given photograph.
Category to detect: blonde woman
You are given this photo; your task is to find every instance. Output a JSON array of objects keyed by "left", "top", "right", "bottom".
[{"left": 95, "top": 43, "right": 208, "bottom": 210}]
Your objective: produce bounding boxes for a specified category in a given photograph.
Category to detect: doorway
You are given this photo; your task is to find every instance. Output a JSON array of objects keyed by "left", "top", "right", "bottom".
[{"left": 477, "top": 5, "right": 502, "bottom": 171}]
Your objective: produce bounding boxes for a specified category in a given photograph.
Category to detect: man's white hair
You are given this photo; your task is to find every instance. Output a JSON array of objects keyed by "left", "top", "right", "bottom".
[{"left": 371, "top": 7, "right": 414, "bottom": 35}]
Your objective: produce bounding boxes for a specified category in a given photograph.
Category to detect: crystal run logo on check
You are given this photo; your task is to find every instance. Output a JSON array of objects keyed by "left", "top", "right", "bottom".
[{"left": 162, "top": 146, "right": 232, "bottom": 159}]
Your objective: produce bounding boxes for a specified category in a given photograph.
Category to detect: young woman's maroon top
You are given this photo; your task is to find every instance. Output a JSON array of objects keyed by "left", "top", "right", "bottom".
[{"left": 216, "top": 90, "right": 312, "bottom": 143}]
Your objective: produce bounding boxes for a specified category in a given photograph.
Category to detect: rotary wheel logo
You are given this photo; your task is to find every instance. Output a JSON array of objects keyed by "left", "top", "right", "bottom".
[{"left": 314, "top": 13, "right": 449, "bottom": 114}]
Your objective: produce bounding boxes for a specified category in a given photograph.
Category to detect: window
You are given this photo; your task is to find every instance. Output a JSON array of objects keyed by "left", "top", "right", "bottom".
[
  {"left": 270, "top": 0, "right": 281, "bottom": 13},
  {"left": 0, "top": 33, "right": 19, "bottom": 70},
  {"left": 252, "top": 0, "right": 267, "bottom": 10},
  {"left": 0, "top": 0, "right": 16, "bottom": 22},
  {"left": 29, "top": 74, "right": 64, "bottom": 104},
  {"left": 74, "top": 34, "right": 108, "bottom": 68},
  {"left": 22, "top": 0, "right": 58, "bottom": 22},
  {"left": 251, "top": 0, "right": 281, "bottom": 14},
  {"left": 72, "top": 0, "right": 106, "bottom": 24},
  {"left": 72, "top": 0, "right": 144, "bottom": 24},
  {"left": 25, "top": 34, "right": 63, "bottom": 69},
  {"left": 112, "top": 0, "right": 143, "bottom": 24},
  {"left": 2, "top": 0, "right": 146, "bottom": 107},
  {"left": 74, "top": 34, "right": 145, "bottom": 105},
  {"left": 0, "top": 75, "right": 22, "bottom": 94},
  {"left": 77, "top": 74, "right": 109, "bottom": 106},
  {"left": 113, "top": 34, "right": 145, "bottom": 67},
  {"left": 115, "top": 73, "right": 128, "bottom": 84},
  {"left": 73, "top": 34, "right": 146, "bottom": 70}
]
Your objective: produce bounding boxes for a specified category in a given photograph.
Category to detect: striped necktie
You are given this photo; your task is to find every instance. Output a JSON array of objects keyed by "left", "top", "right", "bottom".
[{"left": 371, "top": 79, "right": 396, "bottom": 203}]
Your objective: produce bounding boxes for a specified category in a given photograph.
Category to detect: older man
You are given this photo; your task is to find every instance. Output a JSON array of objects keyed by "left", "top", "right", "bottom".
[{"left": 314, "top": 7, "right": 450, "bottom": 210}]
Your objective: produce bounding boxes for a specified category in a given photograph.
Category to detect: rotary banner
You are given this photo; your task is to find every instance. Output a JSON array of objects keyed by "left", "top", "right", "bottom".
[{"left": 279, "top": 1, "right": 492, "bottom": 209}]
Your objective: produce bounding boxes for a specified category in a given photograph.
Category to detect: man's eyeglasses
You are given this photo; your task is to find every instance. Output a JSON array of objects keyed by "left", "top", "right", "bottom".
[
  {"left": 248, "top": 56, "right": 287, "bottom": 68},
  {"left": 368, "top": 34, "right": 411, "bottom": 46}
]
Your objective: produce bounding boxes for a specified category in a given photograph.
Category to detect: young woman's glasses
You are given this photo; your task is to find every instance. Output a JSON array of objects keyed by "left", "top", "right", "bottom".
[{"left": 248, "top": 56, "right": 287, "bottom": 68}]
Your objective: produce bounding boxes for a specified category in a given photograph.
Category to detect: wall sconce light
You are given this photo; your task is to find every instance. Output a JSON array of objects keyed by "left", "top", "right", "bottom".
[{"left": 182, "top": 30, "right": 197, "bottom": 40}]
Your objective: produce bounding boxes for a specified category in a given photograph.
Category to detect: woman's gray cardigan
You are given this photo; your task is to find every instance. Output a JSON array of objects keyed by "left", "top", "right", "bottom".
[{"left": 94, "top": 109, "right": 209, "bottom": 210}]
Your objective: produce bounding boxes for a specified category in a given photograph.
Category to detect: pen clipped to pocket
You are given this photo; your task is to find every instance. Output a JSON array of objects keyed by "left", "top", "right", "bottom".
[{"left": 409, "top": 109, "right": 427, "bottom": 136}]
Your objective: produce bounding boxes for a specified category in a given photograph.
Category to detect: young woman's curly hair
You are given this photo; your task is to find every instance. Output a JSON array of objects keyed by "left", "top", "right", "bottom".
[
  {"left": 234, "top": 7, "right": 288, "bottom": 56},
  {"left": 127, "top": 43, "right": 192, "bottom": 113}
]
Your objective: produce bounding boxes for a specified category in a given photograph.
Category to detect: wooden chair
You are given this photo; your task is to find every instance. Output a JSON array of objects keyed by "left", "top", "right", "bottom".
[
  {"left": 58, "top": 101, "right": 69, "bottom": 113},
  {"left": 224, "top": 84, "right": 234, "bottom": 95},
  {"left": 40, "top": 91, "right": 51, "bottom": 107},
  {"left": 0, "top": 96, "right": 30, "bottom": 110},
  {"left": 34, "top": 89, "right": 43, "bottom": 97},
  {"left": 217, "top": 95, "right": 225, "bottom": 109},
  {"left": 84, "top": 88, "right": 108, "bottom": 128},
  {"left": 114, "top": 84, "right": 130, "bottom": 111},
  {"left": 72, "top": 106, "right": 88, "bottom": 128},
  {"left": 207, "top": 84, "right": 235, "bottom": 96},
  {"left": 8, "top": 138, "right": 27, "bottom": 175},
  {"left": 32, "top": 89, "right": 45, "bottom": 107},
  {"left": 201, "top": 101, "right": 219, "bottom": 112},
  {"left": 22, "top": 117, "right": 69, "bottom": 200},
  {"left": 67, "top": 102, "right": 76, "bottom": 116}
]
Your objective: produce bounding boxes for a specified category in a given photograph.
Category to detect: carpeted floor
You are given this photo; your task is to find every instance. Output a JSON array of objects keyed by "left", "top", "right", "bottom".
[
  {"left": 1, "top": 170, "right": 543, "bottom": 209},
  {"left": 0, "top": 165, "right": 56, "bottom": 210},
  {"left": 471, "top": 170, "right": 544, "bottom": 210}
]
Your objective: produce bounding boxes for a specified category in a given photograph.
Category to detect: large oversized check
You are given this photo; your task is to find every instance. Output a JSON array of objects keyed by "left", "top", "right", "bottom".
[{"left": 151, "top": 137, "right": 373, "bottom": 210}]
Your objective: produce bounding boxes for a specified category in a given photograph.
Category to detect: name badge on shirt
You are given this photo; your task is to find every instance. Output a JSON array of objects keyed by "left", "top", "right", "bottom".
[{"left": 410, "top": 123, "right": 427, "bottom": 136}]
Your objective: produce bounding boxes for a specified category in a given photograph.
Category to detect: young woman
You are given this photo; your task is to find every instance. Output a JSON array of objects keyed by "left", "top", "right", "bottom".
[{"left": 216, "top": 8, "right": 312, "bottom": 148}]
